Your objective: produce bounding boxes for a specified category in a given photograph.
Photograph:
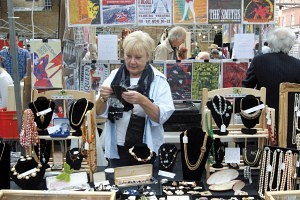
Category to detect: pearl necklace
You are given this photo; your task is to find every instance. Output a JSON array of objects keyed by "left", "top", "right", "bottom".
[
  {"left": 20, "top": 109, "right": 39, "bottom": 148},
  {"left": 183, "top": 130, "right": 208, "bottom": 171},
  {"left": 269, "top": 149, "right": 280, "bottom": 191},
  {"left": 258, "top": 147, "right": 269, "bottom": 198},
  {"left": 11, "top": 160, "right": 43, "bottom": 180},
  {"left": 129, "top": 146, "right": 153, "bottom": 162},
  {"left": 264, "top": 147, "right": 271, "bottom": 193},
  {"left": 280, "top": 150, "right": 293, "bottom": 190},
  {"left": 159, "top": 145, "right": 177, "bottom": 169},
  {"left": 239, "top": 98, "right": 262, "bottom": 120}
]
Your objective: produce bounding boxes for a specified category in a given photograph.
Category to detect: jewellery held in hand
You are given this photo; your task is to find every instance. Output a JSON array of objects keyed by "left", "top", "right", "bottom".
[{"left": 99, "top": 96, "right": 107, "bottom": 103}]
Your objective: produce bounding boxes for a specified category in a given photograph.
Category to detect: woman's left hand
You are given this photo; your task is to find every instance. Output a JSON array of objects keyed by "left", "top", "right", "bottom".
[{"left": 121, "top": 90, "right": 144, "bottom": 105}]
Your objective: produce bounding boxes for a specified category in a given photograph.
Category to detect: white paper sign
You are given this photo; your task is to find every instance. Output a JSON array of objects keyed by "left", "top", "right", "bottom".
[
  {"left": 98, "top": 35, "right": 118, "bottom": 61},
  {"left": 225, "top": 147, "right": 241, "bottom": 164},
  {"left": 233, "top": 33, "right": 255, "bottom": 59}
]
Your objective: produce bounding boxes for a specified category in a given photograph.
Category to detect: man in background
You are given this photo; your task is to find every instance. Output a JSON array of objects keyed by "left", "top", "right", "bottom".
[
  {"left": 261, "top": 41, "right": 271, "bottom": 54},
  {"left": 154, "top": 26, "right": 187, "bottom": 60},
  {"left": 243, "top": 27, "right": 300, "bottom": 143},
  {"left": 0, "top": 33, "right": 30, "bottom": 80}
]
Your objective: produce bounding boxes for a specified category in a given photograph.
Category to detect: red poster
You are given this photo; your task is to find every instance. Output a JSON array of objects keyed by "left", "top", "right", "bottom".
[{"left": 222, "top": 61, "right": 248, "bottom": 88}]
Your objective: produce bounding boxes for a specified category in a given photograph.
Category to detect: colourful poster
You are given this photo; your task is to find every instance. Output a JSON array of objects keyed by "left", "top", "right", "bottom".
[
  {"left": 191, "top": 61, "right": 220, "bottom": 101},
  {"left": 80, "top": 61, "right": 109, "bottom": 95},
  {"left": 152, "top": 61, "right": 166, "bottom": 75},
  {"left": 173, "top": 0, "right": 207, "bottom": 24},
  {"left": 243, "top": 0, "right": 274, "bottom": 24},
  {"left": 67, "top": 0, "right": 101, "bottom": 26},
  {"left": 166, "top": 62, "right": 192, "bottom": 101},
  {"left": 102, "top": 0, "right": 136, "bottom": 25},
  {"left": 30, "top": 39, "right": 63, "bottom": 89},
  {"left": 208, "top": 0, "right": 241, "bottom": 24},
  {"left": 222, "top": 61, "right": 248, "bottom": 88},
  {"left": 137, "top": 0, "right": 172, "bottom": 26}
]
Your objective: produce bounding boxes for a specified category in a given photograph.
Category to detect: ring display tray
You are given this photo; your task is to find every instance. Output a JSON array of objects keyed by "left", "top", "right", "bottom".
[
  {"left": 114, "top": 164, "right": 153, "bottom": 187},
  {"left": 161, "top": 181, "right": 205, "bottom": 196}
]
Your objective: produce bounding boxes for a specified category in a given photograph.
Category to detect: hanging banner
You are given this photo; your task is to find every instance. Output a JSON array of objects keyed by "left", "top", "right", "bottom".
[
  {"left": 243, "top": 0, "right": 274, "bottom": 24},
  {"left": 102, "top": 0, "right": 136, "bottom": 25},
  {"left": 30, "top": 39, "right": 63, "bottom": 89},
  {"left": 208, "top": 0, "right": 241, "bottom": 24},
  {"left": 137, "top": 0, "right": 172, "bottom": 26},
  {"left": 173, "top": 0, "right": 207, "bottom": 24},
  {"left": 222, "top": 60, "right": 248, "bottom": 88},
  {"left": 191, "top": 61, "right": 220, "bottom": 101},
  {"left": 67, "top": 0, "right": 101, "bottom": 27}
]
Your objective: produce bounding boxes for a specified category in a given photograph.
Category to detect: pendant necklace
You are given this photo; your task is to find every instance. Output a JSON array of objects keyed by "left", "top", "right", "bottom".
[
  {"left": 70, "top": 98, "right": 89, "bottom": 127},
  {"left": 212, "top": 95, "right": 227, "bottom": 132},
  {"left": 32, "top": 100, "right": 52, "bottom": 124},
  {"left": 159, "top": 145, "right": 177, "bottom": 169}
]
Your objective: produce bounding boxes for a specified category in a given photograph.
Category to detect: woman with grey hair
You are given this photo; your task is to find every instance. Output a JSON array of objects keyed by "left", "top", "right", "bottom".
[
  {"left": 154, "top": 26, "right": 187, "bottom": 60},
  {"left": 243, "top": 27, "right": 300, "bottom": 145},
  {"left": 96, "top": 31, "right": 175, "bottom": 167}
]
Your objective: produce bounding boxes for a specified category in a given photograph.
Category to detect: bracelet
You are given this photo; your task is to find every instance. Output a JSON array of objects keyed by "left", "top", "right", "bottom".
[{"left": 99, "top": 96, "right": 107, "bottom": 103}]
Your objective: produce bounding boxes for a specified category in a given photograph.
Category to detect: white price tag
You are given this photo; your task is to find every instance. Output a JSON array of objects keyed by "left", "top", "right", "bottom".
[
  {"left": 36, "top": 108, "right": 52, "bottom": 116},
  {"left": 297, "top": 161, "right": 299, "bottom": 167},
  {"left": 84, "top": 142, "right": 89, "bottom": 150},
  {"left": 183, "top": 135, "right": 188, "bottom": 144},
  {"left": 220, "top": 124, "right": 226, "bottom": 132},
  {"left": 267, "top": 164, "right": 272, "bottom": 172},
  {"left": 297, "top": 111, "right": 300, "bottom": 117},
  {"left": 281, "top": 162, "right": 285, "bottom": 170},
  {"left": 295, "top": 106, "right": 298, "bottom": 112},
  {"left": 267, "top": 119, "right": 272, "bottom": 125}
]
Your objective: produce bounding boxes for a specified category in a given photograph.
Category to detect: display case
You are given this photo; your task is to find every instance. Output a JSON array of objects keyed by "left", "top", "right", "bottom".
[
  {"left": 265, "top": 190, "right": 300, "bottom": 200},
  {"left": 0, "top": 190, "right": 116, "bottom": 200}
]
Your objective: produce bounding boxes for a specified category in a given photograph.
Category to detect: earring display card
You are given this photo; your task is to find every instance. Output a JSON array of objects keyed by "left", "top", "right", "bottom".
[{"left": 161, "top": 181, "right": 205, "bottom": 196}]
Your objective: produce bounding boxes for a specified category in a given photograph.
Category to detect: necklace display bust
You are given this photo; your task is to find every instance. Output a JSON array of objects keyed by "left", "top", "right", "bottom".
[
  {"left": 207, "top": 95, "right": 233, "bottom": 135},
  {"left": 69, "top": 98, "right": 94, "bottom": 136},
  {"left": 237, "top": 95, "right": 263, "bottom": 134},
  {"left": 158, "top": 143, "right": 178, "bottom": 172},
  {"left": 29, "top": 97, "right": 55, "bottom": 135},
  {"left": 128, "top": 143, "right": 156, "bottom": 165}
]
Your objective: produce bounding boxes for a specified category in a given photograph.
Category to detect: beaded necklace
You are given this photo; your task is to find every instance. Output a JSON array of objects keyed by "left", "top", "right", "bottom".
[
  {"left": 292, "top": 93, "right": 300, "bottom": 144},
  {"left": 183, "top": 130, "right": 208, "bottom": 171},
  {"left": 212, "top": 95, "right": 227, "bottom": 130},
  {"left": 159, "top": 145, "right": 177, "bottom": 169},
  {"left": 11, "top": 158, "right": 43, "bottom": 180},
  {"left": 264, "top": 147, "right": 271, "bottom": 193},
  {"left": 205, "top": 113, "right": 215, "bottom": 164},
  {"left": 129, "top": 146, "right": 153, "bottom": 162},
  {"left": 269, "top": 149, "right": 280, "bottom": 191},
  {"left": 280, "top": 150, "right": 292, "bottom": 191},
  {"left": 239, "top": 98, "right": 262, "bottom": 120},
  {"left": 258, "top": 147, "right": 269, "bottom": 197},
  {"left": 267, "top": 109, "right": 277, "bottom": 146}
]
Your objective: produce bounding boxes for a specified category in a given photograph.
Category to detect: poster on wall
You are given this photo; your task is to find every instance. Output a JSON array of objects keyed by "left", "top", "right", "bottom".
[
  {"left": 67, "top": 0, "right": 101, "bottom": 27},
  {"left": 136, "top": 0, "right": 172, "bottom": 26},
  {"left": 233, "top": 33, "right": 255, "bottom": 59},
  {"left": 80, "top": 61, "right": 109, "bottom": 94},
  {"left": 63, "top": 40, "right": 76, "bottom": 68},
  {"left": 242, "top": 0, "right": 274, "bottom": 24},
  {"left": 208, "top": 0, "right": 241, "bottom": 24},
  {"left": 102, "top": 0, "right": 136, "bottom": 25},
  {"left": 166, "top": 62, "right": 192, "bottom": 101},
  {"left": 152, "top": 61, "right": 166, "bottom": 75},
  {"left": 191, "top": 61, "right": 220, "bottom": 101},
  {"left": 222, "top": 60, "right": 248, "bottom": 88},
  {"left": 30, "top": 39, "right": 63, "bottom": 89},
  {"left": 98, "top": 35, "right": 118, "bottom": 60},
  {"left": 173, "top": 0, "right": 207, "bottom": 24}
]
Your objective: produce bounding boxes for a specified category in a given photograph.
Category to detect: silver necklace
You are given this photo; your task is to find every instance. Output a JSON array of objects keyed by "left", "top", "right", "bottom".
[
  {"left": 212, "top": 95, "right": 228, "bottom": 131},
  {"left": 159, "top": 145, "right": 177, "bottom": 169}
]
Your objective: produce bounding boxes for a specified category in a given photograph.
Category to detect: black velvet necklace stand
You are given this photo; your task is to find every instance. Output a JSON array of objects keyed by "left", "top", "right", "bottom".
[
  {"left": 29, "top": 97, "right": 55, "bottom": 169},
  {"left": 212, "top": 139, "right": 225, "bottom": 169},
  {"left": 29, "top": 96, "right": 56, "bottom": 135},
  {"left": 128, "top": 143, "right": 156, "bottom": 166},
  {"left": 237, "top": 95, "right": 262, "bottom": 134},
  {"left": 0, "top": 142, "right": 11, "bottom": 189},
  {"left": 158, "top": 143, "right": 178, "bottom": 172},
  {"left": 180, "top": 127, "right": 213, "bottom": 181},
  {"left": 69, "top": 98, "right": 94, "bottom": 136},
  {"left": 207, "top": 95, "right": 233, "bottom": 135},
  {"left": 10, "top": 157, "right": 45, "bottom": 190}
]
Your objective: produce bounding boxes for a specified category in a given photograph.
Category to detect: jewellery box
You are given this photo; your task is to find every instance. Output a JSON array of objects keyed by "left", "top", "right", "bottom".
[{"left": 114, "top": 164, "right": 153, "bottom": 186}]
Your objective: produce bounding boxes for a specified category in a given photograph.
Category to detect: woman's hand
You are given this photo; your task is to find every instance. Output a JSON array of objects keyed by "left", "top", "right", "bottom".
[
  {"left": 99, "top": 85, "right": 113, "bottom": 101},
  {"left": 121, "top": 90, "right": 145, "bottom": 105}
]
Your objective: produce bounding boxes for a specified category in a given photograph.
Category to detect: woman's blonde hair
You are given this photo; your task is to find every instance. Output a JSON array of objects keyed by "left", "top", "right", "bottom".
[{"left": 123, "top": 31, "right": 155, "bottom": 60}]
